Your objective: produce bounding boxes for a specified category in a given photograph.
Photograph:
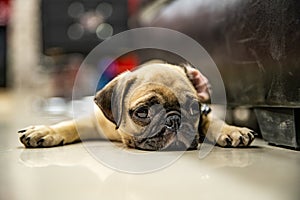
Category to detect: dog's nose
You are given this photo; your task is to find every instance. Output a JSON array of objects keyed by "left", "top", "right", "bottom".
[{"left": 165, "top": 112, "right": 181, "bottom": 131}]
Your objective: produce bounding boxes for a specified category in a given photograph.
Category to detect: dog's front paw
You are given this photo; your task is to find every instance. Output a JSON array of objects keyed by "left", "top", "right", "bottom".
[
  {"left": 217, "top": 126, "right": 256, "bottom": 147},
  {"left": 18, "top": 125, "right": 64, "bottom": 148}
]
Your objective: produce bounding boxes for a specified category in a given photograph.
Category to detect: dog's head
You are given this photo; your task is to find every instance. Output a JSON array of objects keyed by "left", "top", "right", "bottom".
[{"left": 94, "top": 63, "right": 210, "bottom": 151}]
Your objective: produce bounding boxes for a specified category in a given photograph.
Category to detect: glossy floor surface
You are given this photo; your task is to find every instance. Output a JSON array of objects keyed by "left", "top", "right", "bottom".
[{"left": 1, "top": 91, "right": 300, "bottom": 200}]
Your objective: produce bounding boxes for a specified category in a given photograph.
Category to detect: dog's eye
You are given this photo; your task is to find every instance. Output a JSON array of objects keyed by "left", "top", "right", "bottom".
[
  {"left": 134, "top": 106, "right": 149, "bottom": 119},
  {"left": 190, "top": 101, "right": 200, "bottom": 116},
  {"left": 130, "top": 106, "right": 151, "bottom": 126}
]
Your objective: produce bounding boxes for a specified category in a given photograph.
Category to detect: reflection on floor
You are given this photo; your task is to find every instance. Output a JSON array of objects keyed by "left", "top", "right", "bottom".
[{"left": 0, "top": 90, "right": 299, "bottom": 200}]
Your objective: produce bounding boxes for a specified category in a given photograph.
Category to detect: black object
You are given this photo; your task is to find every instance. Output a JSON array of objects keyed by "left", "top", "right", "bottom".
[
  {"left": 0, "top": 26, "right": 6, "bottom": 87},
  {"left": 41, "top": 0, "right": 128, "bottom": 55},
  {"left": 138, "top": 0, "right": 300, "bottom": 106},
  {"left": 135, "top": 0, "right": 300, "bottom": 149},
  {"left": 255, "top": 108, "right": 300, "bottom": 149}
]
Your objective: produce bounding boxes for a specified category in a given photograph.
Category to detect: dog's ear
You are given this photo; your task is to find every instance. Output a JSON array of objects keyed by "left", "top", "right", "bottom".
[
  {"left": 94, "top": 72, "right": 136, "bottom": 129},
  {"left": 94, "top": 77, "right": 119, "bottom": 125},
  {"left": 182, "top": 64, "right": 211, "bottom": 102}
]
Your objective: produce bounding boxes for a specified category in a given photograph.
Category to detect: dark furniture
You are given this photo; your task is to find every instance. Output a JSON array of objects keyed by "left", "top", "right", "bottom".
[{"left": 134, "top": 0, "right": 300, "bottom": 149}]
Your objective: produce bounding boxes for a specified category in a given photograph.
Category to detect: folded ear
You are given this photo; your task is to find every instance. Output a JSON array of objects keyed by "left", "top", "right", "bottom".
[
  {"left": 94, "top": 77, "right": 119, "bottom": 125},
  {"left": 182, "top": 64, "right": 211, "bottom": 102},
  {"left": 94, "top": 72, "right": 136, "bottom": 129}
]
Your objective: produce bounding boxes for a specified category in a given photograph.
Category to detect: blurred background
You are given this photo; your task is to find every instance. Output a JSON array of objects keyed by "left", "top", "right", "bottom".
[{"left": 0, "top": 0, "right": 299, "bottom": 149}]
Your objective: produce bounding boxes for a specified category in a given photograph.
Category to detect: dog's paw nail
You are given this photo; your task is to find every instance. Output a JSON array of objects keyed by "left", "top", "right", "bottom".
[
  {"left": 239, "top": 136, "right": 244, "bottom": 144},
  {"left": 37, "top": 139, "right": 44, "bottom": 146},
  {"left": 250, "top": 131, "right": 258, "bottom": 137},
  {"left": 247, "top": 133, "right": 254, "bottom": 140},
  {"left": 18, "top": 129, "right": 27, "bottom": 133},
  {"left": 25, "top": 137, "right": 31, "bottom": 146},
  {"left": 58, "top": 140, "right": 64, "bottom": 146},
  {"left": 225, "top": 137, "right": 232, "bottom": 147},
  {"left": 20, "top": 134, "right": 26, "bottom": 140}
]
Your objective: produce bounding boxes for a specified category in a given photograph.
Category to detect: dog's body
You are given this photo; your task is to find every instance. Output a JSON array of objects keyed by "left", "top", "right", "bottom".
[{"left": 19, "top": 62, "right": 255, "bottom": 150}]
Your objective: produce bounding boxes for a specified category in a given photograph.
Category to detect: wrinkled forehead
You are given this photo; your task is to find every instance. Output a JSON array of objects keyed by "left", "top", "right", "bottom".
[
  {"left": 127, "top": 64, "right": 198, "bottom": 108},
  {"left": 132, "top": 63, "right": 192, "bottom": 88},
  {"left": 128, "top": 83, "right": 178, "bottom": 109}
]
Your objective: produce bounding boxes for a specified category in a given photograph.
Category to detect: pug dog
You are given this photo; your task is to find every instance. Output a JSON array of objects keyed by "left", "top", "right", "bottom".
[{"left": 18, "top": 62, "right": 255, "bottom": 150}]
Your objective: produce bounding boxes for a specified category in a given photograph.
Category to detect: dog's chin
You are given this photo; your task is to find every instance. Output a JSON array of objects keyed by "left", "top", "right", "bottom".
[{"left": 131, "top": 129, "right": 198, "bottom": 151}]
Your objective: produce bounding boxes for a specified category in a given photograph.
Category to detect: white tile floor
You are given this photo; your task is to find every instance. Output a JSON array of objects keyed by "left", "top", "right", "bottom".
[{"left": 1, "top": 91, "right": 300, "bottom": 200}]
